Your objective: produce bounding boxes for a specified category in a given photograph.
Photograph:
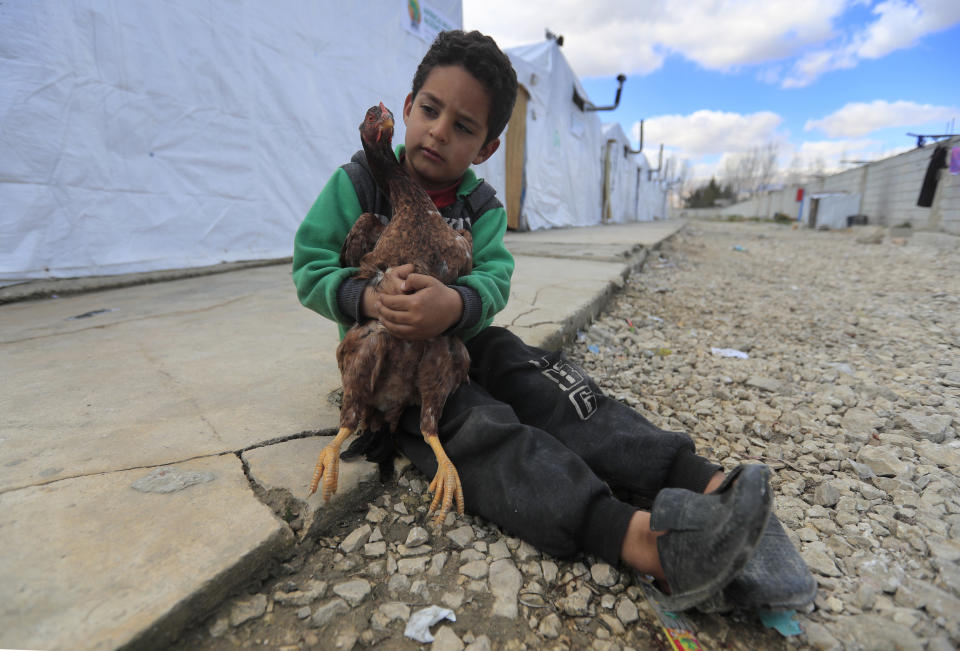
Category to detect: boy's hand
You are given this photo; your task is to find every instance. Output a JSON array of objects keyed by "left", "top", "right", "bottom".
[
  {"left": 360, "top": 264, "right": 411, "bottom": 319},
  {"left": 377, "top": 266, "right": 462, "bottom": 340}
]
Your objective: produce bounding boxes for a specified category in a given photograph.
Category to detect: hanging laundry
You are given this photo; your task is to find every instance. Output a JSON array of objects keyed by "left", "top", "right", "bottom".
[
  {"left": 917, "top": 145, "right": 948, "bottom": 207},
  {"left": 950, "top": 146, "right": 960, "bottom": 175}
]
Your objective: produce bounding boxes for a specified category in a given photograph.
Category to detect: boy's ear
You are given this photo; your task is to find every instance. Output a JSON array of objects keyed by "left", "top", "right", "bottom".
[
  {"left": 402, "top": 93, "right": 414, "bottom": 123},
  {"left": 473, "top": 138, "right": 500, "bottom": 165}
]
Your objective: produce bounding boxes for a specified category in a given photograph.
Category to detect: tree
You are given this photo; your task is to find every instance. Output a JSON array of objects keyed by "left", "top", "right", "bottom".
[
  {"left": 684, "top": 177, "right": 735, "bottom": 208},
  {"left": 720, "top": 142, "right": 780, "bottom": 198}
]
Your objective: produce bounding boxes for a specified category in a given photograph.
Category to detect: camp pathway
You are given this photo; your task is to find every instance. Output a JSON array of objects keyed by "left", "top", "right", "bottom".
[{"left": 0, "top": 219, "right": 683, "bottom": 650}]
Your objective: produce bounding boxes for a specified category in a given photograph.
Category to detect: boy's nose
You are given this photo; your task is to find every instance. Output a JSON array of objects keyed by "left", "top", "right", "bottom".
[{"left": 430, "top": 116, "right": 451, "bottom": 143}]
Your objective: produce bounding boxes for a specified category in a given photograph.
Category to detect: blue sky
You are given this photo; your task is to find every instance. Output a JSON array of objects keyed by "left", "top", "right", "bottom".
[{"left": 463, "top": 0, "right": 960, "bottom": 184}]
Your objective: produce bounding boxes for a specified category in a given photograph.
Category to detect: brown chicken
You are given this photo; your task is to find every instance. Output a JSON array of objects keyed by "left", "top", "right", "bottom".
[{"left": 308, "top": 103, "right": 473, "bottom": 525}]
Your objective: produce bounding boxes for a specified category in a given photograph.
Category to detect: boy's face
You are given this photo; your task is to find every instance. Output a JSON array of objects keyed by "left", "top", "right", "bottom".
[{"left": 402, "top": 65, "right": 500, "bottom": 191}]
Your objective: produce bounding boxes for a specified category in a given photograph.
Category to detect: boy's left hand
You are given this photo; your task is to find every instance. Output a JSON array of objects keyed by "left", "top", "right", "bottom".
[{"left": 377, "top": 267, "right": 462, "bottom": 340}]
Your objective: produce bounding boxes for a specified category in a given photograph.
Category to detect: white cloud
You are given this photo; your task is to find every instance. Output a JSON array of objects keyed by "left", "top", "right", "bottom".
[
  {"left": 463, "top": 0, "right": 847, "bottom": 77},
  {"left": 856, "top": 0, "right": 960, "bottom": 58},
  {"left": 465, "top": 1, "right": 960, "bottom": 85},
  {"left": 782, "top": 0, "right": 960, "bottom": 87},
  {"left": 805, "top": 100, "right": 959, "bottom": 137},
  {"left": 635, "top": 110, "right": 785, "bottom": 158}
]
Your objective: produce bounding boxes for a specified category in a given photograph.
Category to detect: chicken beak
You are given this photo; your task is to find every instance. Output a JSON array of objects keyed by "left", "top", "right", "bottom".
[
  {"left": 376, "top": 102, "right": 394, "bottom": 142},
  {"left": 377, "top": 117, "right": 394, "bottom": 142}
]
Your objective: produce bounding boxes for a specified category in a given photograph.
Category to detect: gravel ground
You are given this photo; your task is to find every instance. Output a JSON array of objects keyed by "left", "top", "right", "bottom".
[{"left": 173, "top": 220, "right": 960, "bottom": 650}]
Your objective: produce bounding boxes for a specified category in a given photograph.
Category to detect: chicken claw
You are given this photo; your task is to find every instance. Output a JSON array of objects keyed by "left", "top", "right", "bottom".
[
  {"left": 309, "top": 426, "right": 353, "bottom": 500},
  {"left": 425, "top": 433, "right": 465, "bottom": 526}
]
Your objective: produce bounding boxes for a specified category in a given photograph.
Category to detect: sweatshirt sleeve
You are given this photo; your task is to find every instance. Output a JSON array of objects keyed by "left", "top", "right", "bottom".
[
  {"left": 292, "top": 168, "right": 363, "bottom": 326},
  {"left": 453, "top": 204, "right": 514, "bottom": 341}
]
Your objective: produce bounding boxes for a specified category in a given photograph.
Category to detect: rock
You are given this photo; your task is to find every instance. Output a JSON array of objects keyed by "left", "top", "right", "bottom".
[
  {"left": 856, "top": 445, "right": 909, "bottom": 477},
  {"left": 894, "top": 577, "right": 960, "bottom": 621},
  {"left": 273, "top": 579, "right": 327, "bottom": 606},
  {"left": 558, "top": 587, "right": 592, "bottom": 616},
  {"left": 515, "top": 540, "right": 539, "bottom": 561},
  {"left": 489, "top": 559, "right": 522, "bottom": 619},
  {"left": 429, "top": 551, "right": 449, "bottom": 575},
  {"left": 442, "top": 588, "right": 465, "bottom": 609},
  {"left": 447, "top": 525, "right": 475, "bottom": 548},
  {"left": 366, "top": 505, "right": 388, "bottom": 524},
  {"left": 397, "top": 544, "right": 431, "bottom": 557},
  {"left": 590, "top": 562, "right": 619, "bottom": 587},
  {"left": 896, "top": 409, "right": 954, "bottom": 443},
  {"left": 208, "top": 615, "right": 229, "bottom": 638},
  {"left": 310, "top": 598, "right": 349, "bottom": 628},
  {"left": 229, "top": 593, "right": 268, "bottom": 627},
  {"left": 363, "top": 541, "right": 386, "bottom": 557},
  {"left": 488, "top": 540, "right": 511, "bottom": 560},
  {"left": 397, "top": 557, "right": 429, "bottom": 575},
  {"left": 746, "top": 376, "right": 782, "bottom": 393},
  {"left": 802, "top": 547, "right": 841, "bottom": 576},
  {"left": 333, "top": 579, "right": 371, "bottom": 607},
  {"left": 378, "top": 601, "right": 410, "bottom": 623},
  {"left": 465, "top": 635, "right": 492, "bottom": 651},
  {"left": 832, "top": 613, "right": 923, "bottom": 651},
  {"left": 340, "top": 524, "right": 372, "bottom": 553},
  {"left": 432, "top": 625, "right": 464, "bottom": 651},
  {"left": 387, "top": 574, "right": 410, "bottom": 593},
  {"left": 334, "top": 629, "right": 358, "bottom": 650},
  {"left": 917, "top": 441, "right": 960, "bottom": 468},
  {"left": 856, "top": 583, "right": 878, "bottom": 610},
  {"left": 410, "top": 579, "right": 430, "bottom": 600},
  {"left": 538, "top": 613, "right": 563, "bottom": 639},
  {"left": 459, "top": 560, "right": 489, "bottom": 579},
  {"left": 855, "top": 226, "right": 885, "bottom": 244},
  {"left": 814, "top": 481, "right": 841, "bottom": 507},
  {"left": 803, "top": 620, "right": 841, "bottom": 650},
  {"left": 541, "top": 560, "right": 559, "bottom": 584},
  {"left": 405, "top": 526, "right": 429, "bottom": 547},
  {"left": 615, "top": 597, "right": 638, "bottom": 625}
]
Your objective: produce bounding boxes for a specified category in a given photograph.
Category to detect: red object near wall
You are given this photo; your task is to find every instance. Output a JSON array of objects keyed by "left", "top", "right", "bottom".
[{"left": 796, "top": 188, "right": 804, "bottom": 202}]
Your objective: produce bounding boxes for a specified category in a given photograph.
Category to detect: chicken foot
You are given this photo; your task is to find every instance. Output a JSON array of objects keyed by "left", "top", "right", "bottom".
[
  {"left": 308, "top": 426, "right": 353, "bottom": 501},
  {"left": 424, "top": 432, "right": 465, "bottom": 526}
]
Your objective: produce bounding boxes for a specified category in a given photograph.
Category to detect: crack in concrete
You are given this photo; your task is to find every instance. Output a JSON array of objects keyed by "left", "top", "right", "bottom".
[
  {"left": 0, "top": 452, "right": 236, "bottom": 495},
  {"left": 0, "top": 431, "right": 339, "bottom": 496},
  {"left": 0, "top": 296, "right": 250, "bottom": 345}
]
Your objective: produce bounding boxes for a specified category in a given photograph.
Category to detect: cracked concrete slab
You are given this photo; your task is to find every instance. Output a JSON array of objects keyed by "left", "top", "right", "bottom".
[
  {"left": 0, "top": 265, "right": 341, "bottom": 493},
  {"left": 242, "top": 436, "right": 380, "bottom": 539},
  {"left": 0, "top": 454, "right": 293, "bottom": 651}
]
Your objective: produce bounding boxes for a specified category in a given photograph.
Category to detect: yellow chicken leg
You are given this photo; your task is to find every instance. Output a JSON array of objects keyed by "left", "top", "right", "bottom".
[
  {"left": 309, "top": 426, "right": 353, "bottom": 501},
  {"left": 425, "top": 433, "right": 465, "bottom": 526}
]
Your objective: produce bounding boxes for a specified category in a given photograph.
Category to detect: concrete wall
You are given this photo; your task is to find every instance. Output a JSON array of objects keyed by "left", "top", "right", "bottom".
[{"left": 676, "top": 136, "right": 960, "bottom": 234}]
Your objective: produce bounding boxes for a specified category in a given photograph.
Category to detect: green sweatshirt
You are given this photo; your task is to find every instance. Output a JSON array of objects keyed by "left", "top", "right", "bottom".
[{"left": 292, "top": 148, "right": 514, "bottom": 341}]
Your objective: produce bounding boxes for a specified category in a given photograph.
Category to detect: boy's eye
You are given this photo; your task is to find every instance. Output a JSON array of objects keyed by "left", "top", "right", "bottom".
[
  {"left": 421, "top": 104, "right": 437, "bottom": 116},
  {"left": 455, "top": 122, "right": 473, "bottom": 134}
]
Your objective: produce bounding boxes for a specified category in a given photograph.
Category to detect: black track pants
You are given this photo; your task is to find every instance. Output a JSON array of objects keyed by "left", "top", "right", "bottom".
[{"left": 393, "top": 327, "right": 721, "bottom": 565}]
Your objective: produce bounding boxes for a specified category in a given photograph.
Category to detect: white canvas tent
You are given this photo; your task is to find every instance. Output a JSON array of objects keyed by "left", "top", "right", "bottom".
[
  {"left": 0, "top": 0, "right": 460, "bottom": 285},
  {"left": 473, "top": 39, "right": 605, "bottom": 231},
  {"left": 600, "top": 122, "right": 665, "bottom": 223}
]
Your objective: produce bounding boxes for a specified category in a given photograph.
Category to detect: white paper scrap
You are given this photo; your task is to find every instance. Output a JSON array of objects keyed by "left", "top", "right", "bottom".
[
  {"left": 404, "top": 605, "right": 456, "bottom": 643},
  {"left": 711, "top": 347, "right": 749, "bottom": 359}
]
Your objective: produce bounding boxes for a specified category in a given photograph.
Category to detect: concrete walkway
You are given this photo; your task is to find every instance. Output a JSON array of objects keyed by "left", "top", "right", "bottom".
[{"left": 0, "top": 220, "right": 684, "bottom": 650}]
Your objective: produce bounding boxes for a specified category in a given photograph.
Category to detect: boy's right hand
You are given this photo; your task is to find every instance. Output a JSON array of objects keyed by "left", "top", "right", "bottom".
[{"left": 360, "top": 263, "right": 414, "bottom": 320}]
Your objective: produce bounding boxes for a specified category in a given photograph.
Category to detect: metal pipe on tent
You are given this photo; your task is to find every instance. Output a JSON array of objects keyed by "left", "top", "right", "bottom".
[
  {"left": 649, "top": 143, "right": 663, "bottom": 181},
  {"left": 625, "top": 120, "right": 643, "bottom": 155},
  {"left": 573, "top": 74, "right": 627, "bottom": 112}
]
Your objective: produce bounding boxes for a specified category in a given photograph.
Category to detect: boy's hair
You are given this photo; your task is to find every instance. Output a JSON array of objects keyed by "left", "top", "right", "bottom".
[{"left": 412, "top": 30, "right": 518, "bottom": 145}]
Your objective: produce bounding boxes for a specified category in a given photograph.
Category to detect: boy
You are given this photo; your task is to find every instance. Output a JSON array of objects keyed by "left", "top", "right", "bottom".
[{"left": 293, "top": 30, "right": 813, "bottom": 612}]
